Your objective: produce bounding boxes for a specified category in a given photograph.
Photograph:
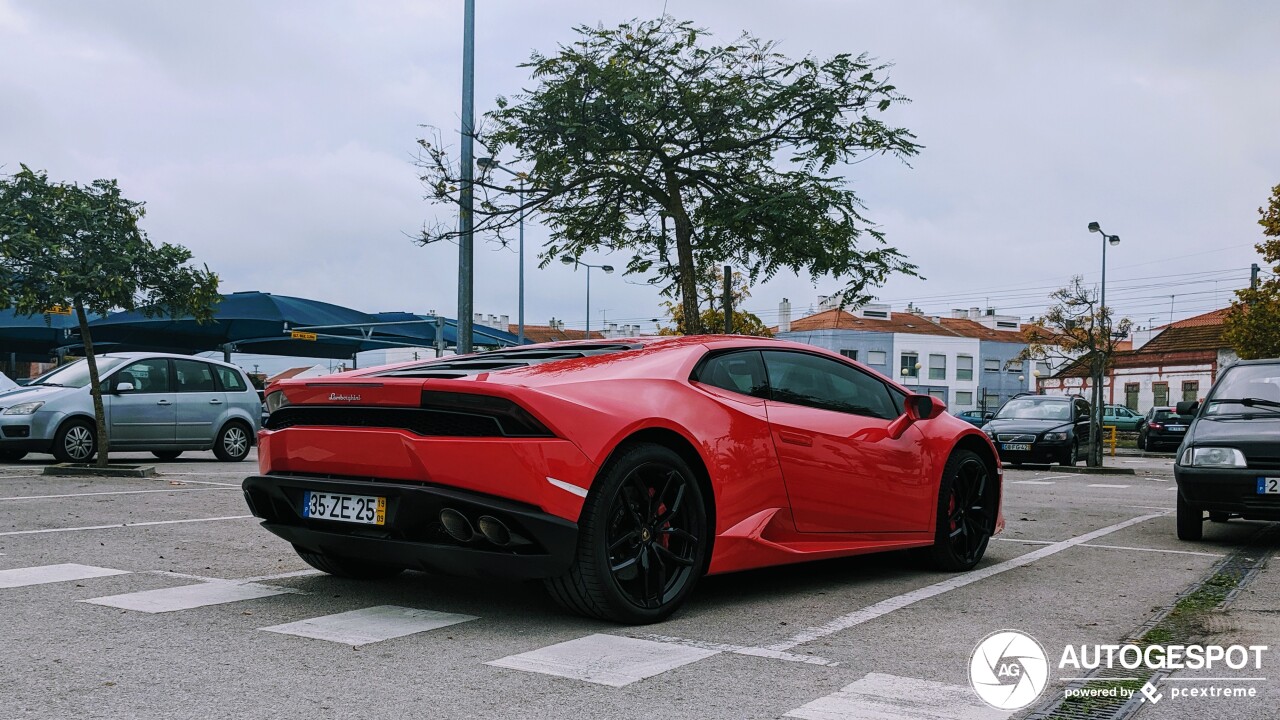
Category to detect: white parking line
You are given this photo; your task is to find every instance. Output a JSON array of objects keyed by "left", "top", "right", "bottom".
[
  {"left": 1088, "top": 483, "right": 1132, "bottom": 488},
  {"left": 0, "top": 487, "right": 238, "bottom": 501},
  {"left": 84, "top": 581, "right": 293, "bottom": 613},
  {"left": 636, "top": 634, "right": 837, "bottom": 667},
  {"left": 261, "top": 606, "right": 477, "bottom": 645},
  {"left": 156, "top": 476, "right": 242, "bottom": 486},
  {"left": 0, "top": 515, "right": 252, "bottom": 536},
  {"left": 993, "top": 537, "right": 1220, "bottom": 557},
  {"left": 763, "top": 514, "right": 1161, "bottom": 652},
  {"left": 1012, "top": 480, "right": 1055, "bottom": 485},
  {"left": 488, "top": 634, "right": 718, "bottom": 687},
  {"left": 0, "top": 563, "right": 129, "bottom": 589},
  {"left": 785, "top": 672, "right": 1009, "bottom": 720}
]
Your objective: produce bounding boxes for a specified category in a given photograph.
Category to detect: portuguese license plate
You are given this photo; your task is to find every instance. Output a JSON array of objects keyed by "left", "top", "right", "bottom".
[
  {"left": 1001, "top": 443, "right": 1032, "bottom": 452},
  {"left": 302, "top": 490, "right": 386, "bottom": 525},
  {"left": 1258, "top": 478, "right": 1280, "bottom": 495}
]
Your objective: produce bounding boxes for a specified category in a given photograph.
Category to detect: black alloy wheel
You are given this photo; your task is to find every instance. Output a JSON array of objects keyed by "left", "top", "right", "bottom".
[
  {"left": 1062, "top": 440, "right": 1079, "bottom": 466},
  {"left": 929, "top": 449, "right": 995, "bottom": 571},
  {"left": 545, "top": 443, "right": 708, "bottom": 624}
]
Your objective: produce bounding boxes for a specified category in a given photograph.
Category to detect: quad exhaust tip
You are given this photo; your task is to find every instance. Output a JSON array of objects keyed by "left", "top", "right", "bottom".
[
  {"left": 477, "top": 515, "right": 511, "bottom": 546},
  {"left": 439, "top": 508, "right": 474, "bottom": 542}
]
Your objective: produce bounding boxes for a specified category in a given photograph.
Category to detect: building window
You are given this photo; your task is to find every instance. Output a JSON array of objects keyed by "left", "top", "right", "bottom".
[
  {"left": 928, "top": 354, "right": 946, "bottom": 380},
  {"left": 839, "top": 349, "right": 857, "bottom": 361},
  {"left": 956, "top": 391, "right": 974, "bottom": 406},
  {"left": 867, "top": 350, "right": 886, "bottom": 365},
  {"left": 1036, "top": 361, "right": 1051, "bottom": 377},
  {"left": 1182, "top": 380, "right": 1199, "bottom": 402},
  {"left": 1125, "top": 383, "right": 1140, "bottom": 411},
  {"left": 1153, "top": 382, "right": 1169, "bottom": 407},
  {"left": 957, "top": 355, "right": 973, "bottom": 381},
  {"left": 928, "top": 388, "right": 947, "bottom": 401},
  {"left": 900, "top": 352, "right": 919, "bottom": 378},
  {"left": 863, "top": 310, "right": 888, "bottom": 318},
  {"left": 1007, "top": 359, "right": 1023, "bottom": 372},
  {"left": 984, "top": 358, "right": 1000, "bottom": 373},
  {"left": 982, "top": 392, "right": 1002, "bottom": 411}
]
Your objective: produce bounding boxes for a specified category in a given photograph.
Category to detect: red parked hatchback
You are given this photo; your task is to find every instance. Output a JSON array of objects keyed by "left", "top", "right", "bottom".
[{"left": 243, "top": 336, "right": 1003, "bottom": 623}]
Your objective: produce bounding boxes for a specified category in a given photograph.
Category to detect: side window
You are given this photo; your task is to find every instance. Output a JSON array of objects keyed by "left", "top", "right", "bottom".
[
  {"left": 115, "top": 359, "right": 171, "bottom": 393},
  {"left": 762, "top": 350, "right": 899, "bottom": 420},
  {"left": 173, "top": 359, "right": 217, "bottom": 393},
  {"left": 692, "top": 351, "right": 768, "bottom": 398},
  {"left": 216, "top": 365, "right": 248, "bottom": 392}
]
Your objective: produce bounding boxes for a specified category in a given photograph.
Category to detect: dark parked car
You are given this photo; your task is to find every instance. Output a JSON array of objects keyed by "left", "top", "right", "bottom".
[
  {"left": 1137, "top": 406, "right": 1193, "bottom": 451},
  {"left": 955, "top": 410, "right": 993, "bottom": 427},
  {"left": 982, "top": 395, "right": 1093, "bottom": 466},
  {"left": 1173, "top": 359, "right": 1280, "bottom": 540}
]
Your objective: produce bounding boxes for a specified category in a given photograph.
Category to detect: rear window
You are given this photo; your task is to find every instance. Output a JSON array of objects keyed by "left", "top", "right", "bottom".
[{"left": 1153, "top": 410, "right": 1191, "bottom": 422}]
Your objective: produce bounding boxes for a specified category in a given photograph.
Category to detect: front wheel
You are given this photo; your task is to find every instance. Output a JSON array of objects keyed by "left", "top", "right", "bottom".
[
  {"left": 1060, "top": 441, "right": 1079, "bottom": 466},
  {"left": 928, "top": 450, "right": 996, "bottom": 571},
  {"left": 293, "top": 545, "right": 404, "bottom": 579},
  {"left": 213, "top": 422, "right": 251, "bottom": 462},
  {"left": 1176, "top": 492, "right": 1204, "bottom": 541},
  {"left": 52, "top": 419, "right": 96, "bottom": 463},
  {"left": 544, "top": 443, "right": 709, "bottom": 624}
]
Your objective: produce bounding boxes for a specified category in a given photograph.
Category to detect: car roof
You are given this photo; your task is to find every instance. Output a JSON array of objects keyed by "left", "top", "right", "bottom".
[{"left": 92, "top": 352, "right": 242, "bottom": 370}]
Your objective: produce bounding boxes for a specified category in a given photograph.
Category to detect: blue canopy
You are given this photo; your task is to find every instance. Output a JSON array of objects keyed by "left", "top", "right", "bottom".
[
  {"left": 0, "top": 308, "right": 82, "bottom": 360},
  {"left": 361, "top": 312, "right": 527, "bottom": 348}
]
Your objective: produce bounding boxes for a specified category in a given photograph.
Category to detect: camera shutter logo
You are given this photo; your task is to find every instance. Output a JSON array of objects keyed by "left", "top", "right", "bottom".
[{"left": 969, "top": 630, "right": 1050, "bottom": 710}]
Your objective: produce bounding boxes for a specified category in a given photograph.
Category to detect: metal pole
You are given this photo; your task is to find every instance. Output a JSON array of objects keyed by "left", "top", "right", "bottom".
[
  {"left": 723, "top": 265, "right": 733, "bottom": 334},
  {"left": 1252, "top": 263, "right": 1261, "bottom": 292},
  {"left": 585, "top": 264, "right": 591, "bottom": 337},
  {"left": 434, "top": 316, "right": 446, "bottom": 357},
  {"left": 456, "top": 0, "right": 476, "bottom": 355},
  {"left": 1095, "top": 235, "right": 1108, "bottom": 466},
  {"left": 518, "top": 178, "right": 525, "bottom": 344},
  {"left": 351, "top": 353, "right": 358, "bottom": 370}
]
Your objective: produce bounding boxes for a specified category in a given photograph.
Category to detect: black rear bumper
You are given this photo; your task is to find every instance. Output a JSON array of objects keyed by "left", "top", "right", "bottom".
[
  {"left": 1175, "top": 467, "right": 1280, "bottom": 521},
  {"left": 242, "top": 474, "right": 578, "bottom": 580}
]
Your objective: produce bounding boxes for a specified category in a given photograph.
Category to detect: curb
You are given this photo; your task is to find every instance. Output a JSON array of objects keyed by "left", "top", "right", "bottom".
[
  {"left": 1004, "top": 463, "right": 1137, "bottom": 475},
  {"left": 43, "top": 464, "right": 158, "bottom": 478}
]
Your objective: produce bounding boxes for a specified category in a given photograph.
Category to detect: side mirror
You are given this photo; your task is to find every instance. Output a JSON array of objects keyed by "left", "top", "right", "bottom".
[
  {"left": 1175, "top": 400, "right": 1199, "bottom": 416},
  {"left": 115, "top": 382, "right": 135, "bottom": 394},
  {"left": 983, "top": 412, "right": 994, "bottom": 420},
  {"left": 904, "top": 393, "right": 946, "bottom": 421}
]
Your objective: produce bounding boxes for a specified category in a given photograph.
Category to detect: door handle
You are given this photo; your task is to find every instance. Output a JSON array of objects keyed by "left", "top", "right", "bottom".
[
  {"left": 779, "top": 431, "right": 813, "bottom": 447},
  {"left": 209, "top": 399, "right": 223, "bottom": 404},
  {"left": 156, "top": 399, "right": 171, "bottom": 406}
]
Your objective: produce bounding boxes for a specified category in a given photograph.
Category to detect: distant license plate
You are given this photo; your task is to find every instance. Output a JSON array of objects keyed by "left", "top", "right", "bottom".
[
  {"left": 1167, "top": 425, "right": 1187, "bottom": 431},
  {"left": 302, "top": 490, "right": 386, "bottom": 525},
  {"left": 1001, "top": 443, "right": 1032, "bottom": 452},
  {"left": 1258, "top": 478, "right": 1280, "bottom": 495}
]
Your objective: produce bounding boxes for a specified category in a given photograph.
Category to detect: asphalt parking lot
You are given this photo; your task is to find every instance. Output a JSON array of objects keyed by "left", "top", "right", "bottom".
[{"left": 1, "top": 452, "right": 1276, "bottom": 720}]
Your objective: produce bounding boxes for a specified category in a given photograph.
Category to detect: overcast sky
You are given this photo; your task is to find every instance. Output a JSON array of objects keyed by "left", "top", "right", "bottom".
[{"left": 3, "top": 0, "right": 1277, "bottom": 339}]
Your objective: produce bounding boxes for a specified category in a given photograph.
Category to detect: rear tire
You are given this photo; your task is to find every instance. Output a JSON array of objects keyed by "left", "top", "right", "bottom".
[
  {"left": 213, "top": 421, "right": 251, "bottom": 462},
  {"left": 293, "top": 545, "right": 404, "bottom": 579},
  {"left": 152, "top": 450, "right": 182, "bottom": 461},
  {"left": 544, "top": 442, "right": 709, "bottom": 624},
  {"left": 928, "top": 450, "right": 996, "bottom": 571},
  {"left": 0, "top": 450, "right": 27, "bottom": 462},
  {"left": 1137, "top": 430, "right": 1147, "bottom": 451},
  {"left": 52, "top": 419, "right": 96, "bottom": 463},
  {"left": 1176, "top": 492, "right": 1204, "bottom": 541}
]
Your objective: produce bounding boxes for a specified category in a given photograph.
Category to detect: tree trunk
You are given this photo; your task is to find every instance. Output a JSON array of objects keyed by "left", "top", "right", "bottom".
[
  {"left": 75, "top": 302, "right": 110, "bottom": 468},
  {"left": 1087, "top": 356, "right": 1102, "bottom": 467},
  {"left": 665, "top": 172, "right": 702, "bottom": 335}
]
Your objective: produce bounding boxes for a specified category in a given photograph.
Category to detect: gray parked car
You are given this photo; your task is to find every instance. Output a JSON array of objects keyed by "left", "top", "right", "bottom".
[{"left": 0, "top": 352, "right": 260, "bottom": 463}]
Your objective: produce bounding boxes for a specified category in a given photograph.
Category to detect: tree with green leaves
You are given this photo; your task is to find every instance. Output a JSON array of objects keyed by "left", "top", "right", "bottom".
[
  {"left": 1021, "top": 276, "right": 1133, "bottom": 467},
  {"left": 658, "top": 266, "right": 773, "bottom": 336},
  {"left": 417, "top": 15, "right": 921, "bottom": 334},
  {"left": 1224, "top": 184, "right": 1280, "bottom": 359},
  {"left": 0, "top": 166, "right": 219, "bottom": 467}
]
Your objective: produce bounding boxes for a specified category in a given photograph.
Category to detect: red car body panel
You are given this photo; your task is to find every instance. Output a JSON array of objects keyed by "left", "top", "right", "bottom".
[{"left": 254, "top": 335, "right": 1002, "bottom": 576}]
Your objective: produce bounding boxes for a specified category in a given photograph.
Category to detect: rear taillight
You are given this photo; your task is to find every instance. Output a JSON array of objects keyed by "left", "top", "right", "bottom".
[
  {"left": 420, "top": 391, "right": 554, "bottom": 438},
  {"left": 1149, "top": 423, "right": 1163, "bottom": 430}
]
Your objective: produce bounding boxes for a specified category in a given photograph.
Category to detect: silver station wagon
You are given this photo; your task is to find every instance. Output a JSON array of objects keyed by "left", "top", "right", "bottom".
[{"left": 0, "top": 352, "right": 260, "bottom": 463}]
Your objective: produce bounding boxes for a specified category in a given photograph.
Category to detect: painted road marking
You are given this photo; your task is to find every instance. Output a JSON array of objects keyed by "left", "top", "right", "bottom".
[
  {"left": 764, "top": 514, "right": 1161, "bottom": 652},
  {"left": 83, "top": 581, "right": 292, "bottom": 613},
  {"left": 1088, "top": 483, "right": 1132, "bottom": 488},
  {"left": 155, "top": 476, "right": 241, "bottom": 486},
  {"left": 0, "top": 515, "right": 252, "bottom": 537},
  {"left": 785, "top": 672, "right": 1010, "bottom": 720},
  {"left": 0, "top": 487, "right": 238, "bottom": 501},
  {"left": 487, "top": 634, "right": 718, "bottom": 688},
  {"left": 261, "top": 605, "right": 477, "bottom": 645},
  {"left": 993, "top": 537, "right": 1219, "bottom": 557},
  {"left": 1012, "top": 480, "right": 1055, "bottom": 485},
  {"left": 637, "top": 633, "right": 837, "bottom": 667},
  {"left": 0, "top": 563, "right": 129, "bottom": 589}
]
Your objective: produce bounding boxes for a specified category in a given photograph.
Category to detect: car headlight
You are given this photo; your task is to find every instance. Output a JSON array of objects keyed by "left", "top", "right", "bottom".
[
  {"left": 2, "top": 401, "right": 45, "bottom": 415},
  {"left": 264, "top": 391, "right": 290, "bottom": 413},
  {"left": 1181, "top": 447, "right": 1247, "bottom": 468},
  {"left": 981, "top": 426, "right": 994, "bottom": 437},
  {"left": 1043, "top": 432, "right": 1068, "bottom": 441}
]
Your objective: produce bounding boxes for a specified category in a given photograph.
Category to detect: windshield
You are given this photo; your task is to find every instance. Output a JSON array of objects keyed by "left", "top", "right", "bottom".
[
  {"left": 995, "top": 398, "right": 1073, "bottom": 421},
  {"left": 28, "top": 357, "right": 127, "bottom": 389},
  {"left": 1204, "top": 364, "right": 1280, "bottom": 416}
]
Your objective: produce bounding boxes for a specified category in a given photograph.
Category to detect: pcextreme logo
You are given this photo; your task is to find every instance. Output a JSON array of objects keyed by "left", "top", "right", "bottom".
[{"left": 969, "top": 630, "right": 1050, "bottom": 710}]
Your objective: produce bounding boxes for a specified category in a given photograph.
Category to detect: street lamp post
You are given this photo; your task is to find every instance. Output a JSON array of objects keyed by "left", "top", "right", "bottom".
[
  {"left": 476, "top": 158, "right": 527, "bottom": 344},
  {"left": 561, "top": 257, "right": 614, "bottom": 337},
  {"left": 1087, "top": 222, "right": 1121, "bottom": 466}
]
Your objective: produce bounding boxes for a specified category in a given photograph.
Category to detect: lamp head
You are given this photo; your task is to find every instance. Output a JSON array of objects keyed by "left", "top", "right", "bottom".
[
  {"left": 601, "top": 265, "right": 615, "bottom": 273},
  {"left": 476, "top": 157, "right": 496, "bottom": 170},
  {"left": 1108, "top": 234, "right": 1121, "bottom": 247},
  {"left": 560, "top": 256, "right": 575, "bottom": 266},
  {"left": 1088, "top": 222, "right": 1101, "bottom": 233}
]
